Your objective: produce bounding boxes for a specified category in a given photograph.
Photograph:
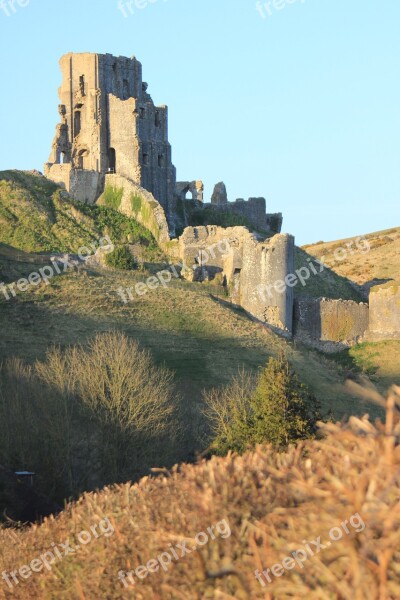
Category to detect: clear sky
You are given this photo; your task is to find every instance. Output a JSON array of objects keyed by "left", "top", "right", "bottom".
[{"left": 0, "top": 0, "right": 399, "bottom": 245}]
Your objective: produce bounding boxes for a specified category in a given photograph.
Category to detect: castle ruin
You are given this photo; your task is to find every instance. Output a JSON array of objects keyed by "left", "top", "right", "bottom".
[
  {"left": 44, "top": 52, "right": 295, "bottom": 334},
  {"left": 43, "top": 52, "right": 400, "bottom": 345}
]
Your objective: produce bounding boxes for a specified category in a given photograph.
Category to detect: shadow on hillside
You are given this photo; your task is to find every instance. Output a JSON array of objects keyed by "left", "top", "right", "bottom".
[
  {"left": 361, "top": 278, "right": 395, "bottom": 298},
  {"left": 0, "top": 281, "right": 388, "bottom": 512},
  {"left": 295, "top": 247, "right": 363, "bottom": 302}
]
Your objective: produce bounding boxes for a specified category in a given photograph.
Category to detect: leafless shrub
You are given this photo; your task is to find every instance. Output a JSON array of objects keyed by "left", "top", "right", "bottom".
[
  {"left": 36, "top": 332, "right": 176, "bottom": 434},
  {"left": 202, "top": 368, "right": 256, "bottom": 441},
  {"left": 0, "top": 333, "right": 181, "bottom": 501}
]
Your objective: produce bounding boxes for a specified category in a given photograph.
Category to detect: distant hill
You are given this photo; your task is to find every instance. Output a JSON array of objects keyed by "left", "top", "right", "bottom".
[
  {"left": 294, "top": 246, "right": 362, "bottom": 301},
  {"left": 303, "top": 227, "right": 400, "bottom": 296}
]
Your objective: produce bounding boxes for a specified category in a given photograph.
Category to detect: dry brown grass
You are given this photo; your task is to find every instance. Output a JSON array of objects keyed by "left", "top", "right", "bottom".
[
  {"left": 302, "top": 227, "right": 400, "bottom": 289},
  {"left": 0, "top": 385, "right": 399, "bottom": 599}
]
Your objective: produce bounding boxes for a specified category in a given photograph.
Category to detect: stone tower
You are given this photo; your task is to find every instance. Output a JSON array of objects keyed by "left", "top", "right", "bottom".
[{"left": 45, "top": 52, "right": 177, "bottom": 220}]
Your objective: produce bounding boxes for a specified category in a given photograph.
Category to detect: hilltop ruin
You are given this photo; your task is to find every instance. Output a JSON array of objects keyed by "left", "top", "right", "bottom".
[
  {"left": 45, "top": 52, "right": 294, "bottom": 334},
  {"left": 44, "top": 52, "right": 400, "bottom": 343}
]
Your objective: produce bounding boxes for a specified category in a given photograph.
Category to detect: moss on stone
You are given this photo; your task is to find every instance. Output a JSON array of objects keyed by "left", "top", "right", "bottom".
[
  {"left": 130, "top": 194, "right": 142, "bottom": 215},
  {"left": 102, "top": 185, "right": 124, "bottom": 210}
]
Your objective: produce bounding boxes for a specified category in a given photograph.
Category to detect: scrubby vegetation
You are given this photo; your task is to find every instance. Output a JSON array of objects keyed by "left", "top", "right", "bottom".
[
  {"left": 101, "top": 184, "right": 124, "bottom": 211},
  {"left": 0, "top": 333, "right": 181, "bottom": 504},
  {"left": 204, "top": 353, "right": 322, "bottom": 455},
  {"left": 0, "top": 170, "right": 162, "bottom": 262},
  {"left": 104, "top": 245, "right": 137, "bottom": 270},
  {"left": 189, "top": 206, "right": 253, "bottom": 229},
  {"left": 0, "top": 385, "right": 399, "bottom": 599}
]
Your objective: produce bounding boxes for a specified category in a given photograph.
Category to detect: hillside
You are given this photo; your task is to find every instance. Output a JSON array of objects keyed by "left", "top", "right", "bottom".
[
  {"left": 0, "top": 170, "right": 161, "bottom": 259},
  {"left": 0, "top": 173, "right": 393, "bottom": 426},
  {"left": 302, "top": 228, "right": 400, "bottom": 391},
  {"left": 0, "top": 387, "right": 398, "bottom": 599},
  {"left": 0, "top": 171, "right": 393, "bottom": 512},
  {"left": 302, "top": 227, "right": 400, "bottom": 294}
]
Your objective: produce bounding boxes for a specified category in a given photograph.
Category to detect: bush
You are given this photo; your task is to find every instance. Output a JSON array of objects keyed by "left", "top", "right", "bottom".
[
  {"left": 105, "top": 245, "right": 137, "bottom": 270},
  {"left": 204, "top": 352, "right": 321, "bottom": 454},
  {"left": 0, "top": 333, "right": 180, "bottom": 503},
  {"left": 37, "top": 332, "right": 176, "bottom": 434}
]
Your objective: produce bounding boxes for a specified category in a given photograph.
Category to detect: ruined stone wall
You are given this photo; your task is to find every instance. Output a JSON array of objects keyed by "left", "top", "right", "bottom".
[
  {"left": 294, "top": 298, "right": 369, "bottom": 348},
  {"left": 177, "top": 226, "right": 295, "bottom": 334},
  {"left": 232, "top": 197, "right": 266, "bottom": 224},
  {"left": 69, "top": 170, "right": 103, "bottom": 204},
  {"left": 240, "top": 234, "right": 294, "bottom": 332},
  {"left": 108, "top": 95, "right": 140, "bottom": 182},
  {"left": 368, "top": 283, "right": 400, "bottom": 340}
]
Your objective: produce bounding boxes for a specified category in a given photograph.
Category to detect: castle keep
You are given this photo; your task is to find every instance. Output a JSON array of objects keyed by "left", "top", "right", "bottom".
[{"left": 45, "top": 53, "right": 176, "bottom": 220}]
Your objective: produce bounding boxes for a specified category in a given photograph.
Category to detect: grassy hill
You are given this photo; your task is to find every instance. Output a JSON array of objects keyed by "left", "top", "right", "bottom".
[
  {"left": 0, "top": 170, "right": 161, "bottom": 259},
  {"left": 294, "top": 246, "right": 362, "bottom": 301},
  {"left": 302, "top": 227, "right": 400, "bottom": 292},
  {"left": 302, "top": 227, "right": 400, "bottom": 391},
  {"left": 0, "top": 173, "right": 393, "bottom": 442},
  {"left": 0, "top": 172, "right": 399, "bottom": 598}
]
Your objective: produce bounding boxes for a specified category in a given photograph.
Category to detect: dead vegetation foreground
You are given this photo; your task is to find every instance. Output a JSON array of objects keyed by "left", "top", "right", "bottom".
[{"left": 0, "top": 385, "right": 399, "bottom": 599}]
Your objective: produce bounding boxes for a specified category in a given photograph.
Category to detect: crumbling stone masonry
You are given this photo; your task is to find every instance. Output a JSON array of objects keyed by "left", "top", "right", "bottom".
[
  {"left": 178, "top": 226, "right": 295, "bottom": 335},
  {"left": 45, "top": 53, "right": 176, "bottom": 221},
  {"left": 45, "top": 52, "right": 282, "bottom": 237},
  {"left": 43, "top": 54, "right": 400, "bottom": 344},
  {"left": 175, "top": 180, "right": 283, "bottom": 235},
  {"left": 294, "top": 298, "right": 369, "bottom": 349},
  {"left": 368, "top": 283, "right": 400, "bottom": 341}
]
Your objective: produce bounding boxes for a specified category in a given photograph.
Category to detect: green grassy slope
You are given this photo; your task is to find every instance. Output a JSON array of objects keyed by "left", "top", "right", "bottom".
[
  {"left": 1, "top": 172, "right": 394, "bottom": 418},
  {"left": 0, "top": 170, "right": 161, "bottom": 259},
  {"left": 0, "top": 265, "right": 384, "bottom": 424}
]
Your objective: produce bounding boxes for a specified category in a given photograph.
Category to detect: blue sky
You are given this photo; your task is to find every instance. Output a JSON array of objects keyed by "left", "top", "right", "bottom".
[{"left": 0, "top": 0, "right": 399, "bottom": 245}]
